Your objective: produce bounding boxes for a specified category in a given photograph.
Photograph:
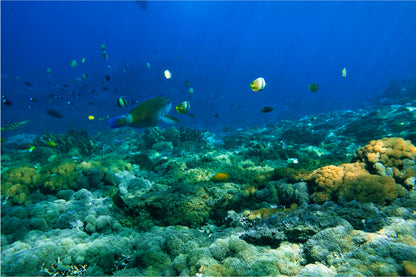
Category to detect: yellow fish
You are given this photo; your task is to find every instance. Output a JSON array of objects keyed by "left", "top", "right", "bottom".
[
  {"left": 109, "top": 96, "right": 179, "bottom": 129},
  {"left": 176, "top": 101, "right": 190, "bottom": 114},
  {"left": 45, "top": 141, "right": 56, "bottom": 147},
  {"left": 342, "top": 68, "right": 347, "bottom": 79},
  {"left": 250, "top": 77, "right": 266, "bottom": 92}
]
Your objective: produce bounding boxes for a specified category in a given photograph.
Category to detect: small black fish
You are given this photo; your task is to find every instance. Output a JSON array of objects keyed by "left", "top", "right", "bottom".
[
  {"left": 308, "top": 83, "right": 319, "bottom": 93},
  {"left": 188, "top": 113, "right": 195, "bottom": 118},
  {"left": 112, "top": 193, "right": 135, "bottom": 216},
  {"left": 102, "top": 86, "right": 109, "bottom": 91},
  {"left": 46, "top": 109, "right": 63, "bottom": 118},
  {"left": 105, "top": 75, "right": 110, "bottom": 81},
  {"left": 63, "top": 84, "right": 69, "bottom": 88},
  {"left": 24, "top": 81, "right": 31, "bottom": 86},
  {"left": 261, "top": 106, "right": 274, "bottom": 113},
  {"left": 88, "top": 101, "right": 94, "bottom": 105},
  {"left": 29, "top": 98, "right": 39, "bottom": 102},
  {"left": 215, "top": 114, "right": 219, "bottom": 118},
  {"left": 113, "top": 193, "right": 129, "bottom": 210}
]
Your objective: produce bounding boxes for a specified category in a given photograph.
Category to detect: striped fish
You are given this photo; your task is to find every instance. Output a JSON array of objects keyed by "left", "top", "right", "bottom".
[{"left": 2, "top": 120, "right": 30, "bottom": 131}]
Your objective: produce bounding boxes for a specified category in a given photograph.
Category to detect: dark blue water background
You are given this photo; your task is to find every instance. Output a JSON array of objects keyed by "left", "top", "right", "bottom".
[{"left": 2, "top": 1, "right": 416, "bottom": 136}]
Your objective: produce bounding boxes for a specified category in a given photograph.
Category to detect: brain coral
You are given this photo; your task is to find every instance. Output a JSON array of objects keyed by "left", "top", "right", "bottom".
[{"left": 352, "top": 137, "right": 416, "bottom": 185}]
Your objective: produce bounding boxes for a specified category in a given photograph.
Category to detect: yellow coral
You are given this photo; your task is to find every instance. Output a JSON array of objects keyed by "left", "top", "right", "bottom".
[
  {"left": 1, "top": 166, "right": 37, "bottom": 204},
  {"left": 341, "top": 175, "right": 405, "bottom": 205},
  {"left": 353, "top": 137, "right": 416, "bottom": 183},
  {"left": 309, "top": 162, "right": 368, "bottom": 203},
  {"left": 403, "top": 260, "right": 416, "bottom": 276}
]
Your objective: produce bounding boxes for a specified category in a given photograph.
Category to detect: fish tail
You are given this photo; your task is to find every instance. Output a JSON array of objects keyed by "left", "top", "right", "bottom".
[{"left": 109, "top": 116, "right": 127, "bottom": 129}]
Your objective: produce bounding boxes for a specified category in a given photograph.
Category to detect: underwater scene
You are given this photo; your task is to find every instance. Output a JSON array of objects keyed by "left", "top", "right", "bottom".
[{"left": 1, "top": 1, "right": 416, "bottom": 276}]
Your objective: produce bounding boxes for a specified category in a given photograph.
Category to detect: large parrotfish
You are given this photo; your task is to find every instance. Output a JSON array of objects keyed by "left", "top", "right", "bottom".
[{"left": 109, "top": 96, "right": 179, "bottom": 129}]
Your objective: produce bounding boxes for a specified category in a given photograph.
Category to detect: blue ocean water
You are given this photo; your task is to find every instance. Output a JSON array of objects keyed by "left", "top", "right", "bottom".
[{"left": 1, "top": 1, "right": 416, "bottom": 135}]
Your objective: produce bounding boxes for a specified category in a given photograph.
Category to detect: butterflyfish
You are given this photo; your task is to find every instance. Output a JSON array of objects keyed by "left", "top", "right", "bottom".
[
  {"left": 176, "top": 101, "right": 190, "bottom": 114},
  {"left": 342, "top": 68, "right": 347, "bottom": 79},
  {"left": 250, "top": 77, "right": 266, "bottom": 92},
  {"left": 164, "top": 70, "right": 172, "bottom": 79},
  {"left": 308, "top": 83, "right": 319, "bottom": 92},
  {"left": 117, "top": 96, "right": 129, "bottom": 108},
  {"left": 109, "top": 96, "right": 179, "bottom": 129}
]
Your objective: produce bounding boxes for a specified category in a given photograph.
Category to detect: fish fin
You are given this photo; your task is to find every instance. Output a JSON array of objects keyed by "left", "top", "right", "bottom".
[
  {"left": 109, "top": 115, "right": 127, "bottom": 129},
  {"left": 162, "top": 115, "right": 179, "bottom": 124}
]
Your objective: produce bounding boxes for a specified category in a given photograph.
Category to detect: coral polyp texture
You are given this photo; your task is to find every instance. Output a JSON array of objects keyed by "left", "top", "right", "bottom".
[
  {"left": 2, "top": 101, "right": 416, "bottom": 276},
  {"left": 353, "top": 137, "right": 416, "bottom": 187}
]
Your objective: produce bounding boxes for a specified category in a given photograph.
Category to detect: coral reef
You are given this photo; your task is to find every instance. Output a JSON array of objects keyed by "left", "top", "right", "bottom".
[
  {"left": 2, "top": 101, "right": 416, "bottom": 276},
  {"left": 34, "top": 129, "right": 103, "bottom": 156}
]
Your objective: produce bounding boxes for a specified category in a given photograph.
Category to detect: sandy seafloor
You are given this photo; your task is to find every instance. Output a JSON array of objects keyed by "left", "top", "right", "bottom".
[{"left": 1, "top": 100, "right": 416, "bottom": 276}]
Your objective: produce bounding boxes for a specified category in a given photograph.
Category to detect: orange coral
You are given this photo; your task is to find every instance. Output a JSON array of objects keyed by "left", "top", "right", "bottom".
[
  {"left": 341, "top": 175, "right": 405, "bottom": 205},
  {"left": 1, "top": 166, "right": 37, "bottom": 204},
  {"left": 307, "top": 160, "right": 406, "bottom": 205},
  {"left": 353, "top": 137, "right": 416, "bottom": 183},
  {"left": 309, "top": 162, "right": 368, "bottom": 203}
]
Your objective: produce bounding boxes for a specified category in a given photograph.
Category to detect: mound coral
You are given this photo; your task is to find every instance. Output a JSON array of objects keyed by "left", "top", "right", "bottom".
[
  {"left": 1, "top": 157, "right": 113, "bottom": 205},
  {"left": 353, "top": 137, "right": 416, "bottom": 186},
  {"left": 1, "top": 166, "right": 37, "bottom": 204},
  {"left": 308, "top": 161, "right": 406, "bottom": 205},
  {"left": 309, "top": 162, "right": 368, "bottom": 204}
]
